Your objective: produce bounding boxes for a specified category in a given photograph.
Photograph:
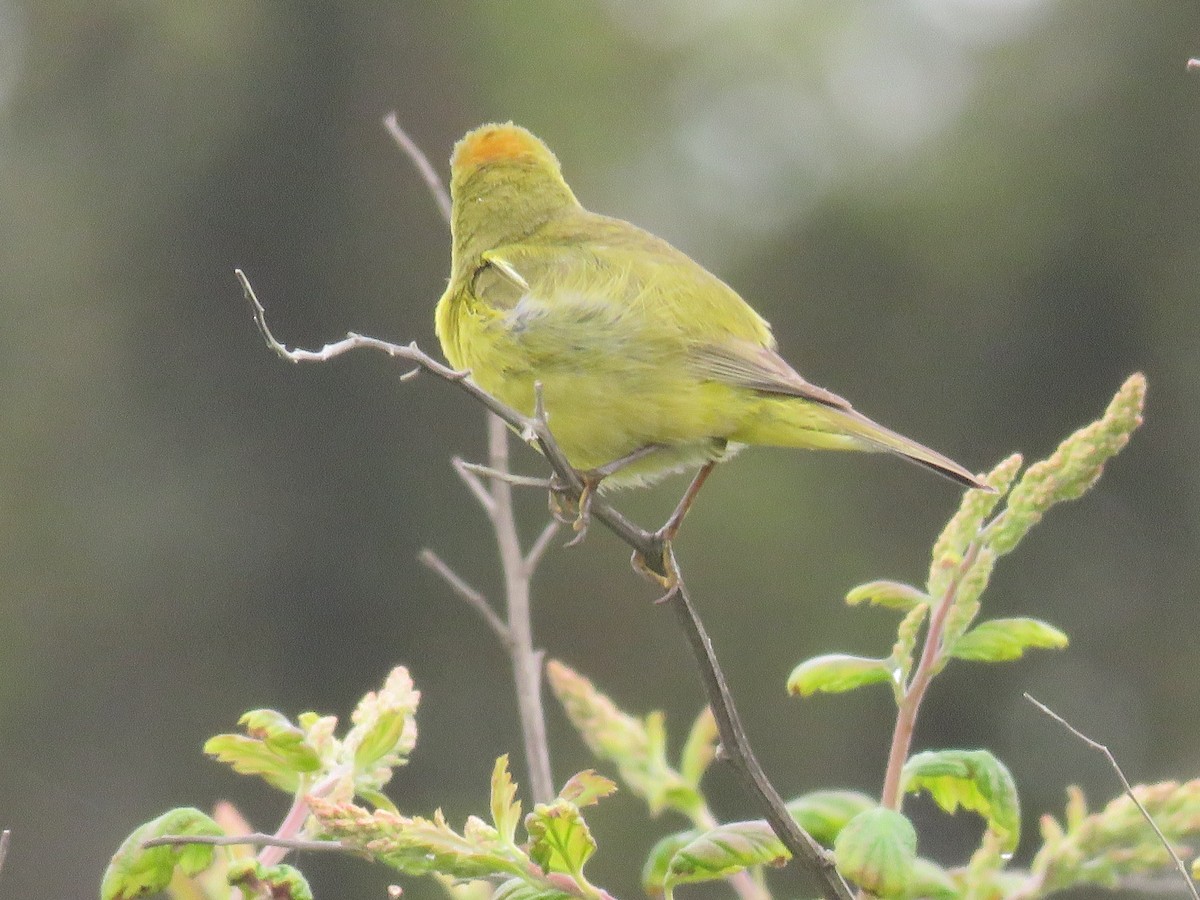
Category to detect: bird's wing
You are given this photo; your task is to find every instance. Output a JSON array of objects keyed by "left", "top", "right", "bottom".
[
  {"left": 687, "top": 340, "right": 853, "bottom": 410},
  {"left": 479, "top": 225, "right": 846, "bottom": 411}
]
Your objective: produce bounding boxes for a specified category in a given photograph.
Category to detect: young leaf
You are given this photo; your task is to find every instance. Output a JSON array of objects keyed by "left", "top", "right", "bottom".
[
  {"left": 203, "top": 734, "right": 306, "bottom": 793},
  {"left": 845, "top": 580, "right": 929, "bottom": 611},
  {"left": 558, "top": 770, "right": 618, "bottom": 808},
  {"left": 664, "top": 820, "right": 787, "bottom": 888},
  {"left": 890, "top": 604, "right": 930, "bottom": 692},
  {"left": 348, "top": 666, "right": 420, "bottom": 771},
  {"left": 907, "top": 856, "right": 958, "bottom": 899},
  {"left": 987, "top": 373, "right": 1146, "bottom": 557},
  {"left": 310, "top": 798, "right": 526, "bottom": 879},
  {"left": 833, "top": 807, "right": 917, "bottom": 898},
  {"left": 949, "top": 617, "right": 1068, "bottom": 662},
  {"left": 525, "top": 799, "right": 597, "bottom": 880},
  {"left": 1033, "top": 779, "right": 1200, "bottom": 894},
  {"left": 205, "top": 709, "right": 322, "bottom": 793},
  {"left": 786, "top": 790, "right": 878, "bottom": 846},
  {"left": 641, "top": 829, "right": 699, "bottom": 896},
  {"left": 101, "top": 807, "right": 224, "bottom": 900},
  {"left": 546, "top": 660, "right": 698, "bottom": 817},
  {"left": 227, "top": 859, "right": 313, "bottom": 900},
  {"left": 901, "top": 749, "right": 1021, "bottom": 853},
  {"left": 787, "top": 654, "right": 895, "bottom": 697},
  {"left": 491, "top": 755, "right": 522, "bottom": 845},
  {"left": 492, "top": 878, "right": 575, "bottom": 900},
  {"left": 927, "top": 454, "right": 1022, "bottom": 599},
  {"left": 679, "top": 707, "right": 718, "bottom": 788}
]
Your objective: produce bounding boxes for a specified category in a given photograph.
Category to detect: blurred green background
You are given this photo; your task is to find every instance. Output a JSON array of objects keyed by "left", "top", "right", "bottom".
[{"left": 2, "top": 2, "right": 1198, "bottom": 897}]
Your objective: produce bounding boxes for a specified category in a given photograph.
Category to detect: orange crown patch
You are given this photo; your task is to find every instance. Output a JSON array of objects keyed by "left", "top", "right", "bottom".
[{"left": 452, "top": 123, "right": 547, "bottom": 170}]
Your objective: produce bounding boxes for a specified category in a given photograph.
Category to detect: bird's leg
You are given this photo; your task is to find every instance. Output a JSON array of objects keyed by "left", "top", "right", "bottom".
[
  {"left": 549, "top": 445, "right": 662, "bottom": 544},
  {"left": 632, "top": 460, "right": 718, "bottom": 587}
]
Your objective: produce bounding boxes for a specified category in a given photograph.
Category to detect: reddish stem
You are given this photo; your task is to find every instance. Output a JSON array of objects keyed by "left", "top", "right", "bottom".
[{"left": 880, "top": 542, "right": 980, "bottom": 809}]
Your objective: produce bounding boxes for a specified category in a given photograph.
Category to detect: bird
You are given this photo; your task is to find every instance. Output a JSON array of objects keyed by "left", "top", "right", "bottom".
[{"left": 434, "top": 122, "right": 990, "bottom": 528}]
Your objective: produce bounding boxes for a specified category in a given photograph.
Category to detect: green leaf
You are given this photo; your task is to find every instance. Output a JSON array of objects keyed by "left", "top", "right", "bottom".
[
  {"left": 787, "top": 654, "right": 895, "bottom": 697},
  {"left": 901, "top": 750, "right": 1021, "bottom": 853},
  {"left": 949, "top": 617, "right": 1068, "bottom": 662},
  {"left": 204, "top": 734, "right": 303, "bottom": 793},
  {"left": 664, "top": 820, "right": 788, "bottom": 888},
  {"left": 493, "top": 878, "right": 574, "bottom": 900},
  {"left": 312, "top": 799, "right": 525, "bottom": 880},
  {"left": 928, "top": 454, "right": 1022, "bottom": 598},
  {"left": 205, "top": 709, "right": 322, "bottom": 793},
  {"left": 679, "top": 707, "right": 718, "bottom": 787},
  {"left": 227, "top": 859, "right": 313, "bottom": 900},
  {"left": 907, "top": 856, "right": 958, "bottom": 899},
  {"left": 525, "top": 799, "right": 597, "bottom": 879},
  {"left": 101, "top": 807, "right": 224, "bottom": 900},
  {"left": 546, "top": 660, "right": 698, "bottom": 817},
  {"left": 641, "top": 829, "right": 699, "bottom": 896},
  {"left": 238, "top": 709, "right": 321, "bottom": 770},
  {"left": 786, "top": 790, "right": 878, "bottom": 846},
  {"left": 348, "top": 666, "right": 420, "bottom": 772},
  {"left": 557, "top": 770, "right": 617, "bottom": 808},
  {"left": 491, "top": 755, "right": 522, "bottom": 844},
  {"left": 890, "top": 604, "right": 930, "bottom": 692},
  {"left": 1033, "top": 779, "right": 1200, "bottom": 894},
  {"left": 845, "top": 580, "right": 929, "bottom": 611},
  {"left": 833, "top": 807, "right": 917, "bottom": 898}
]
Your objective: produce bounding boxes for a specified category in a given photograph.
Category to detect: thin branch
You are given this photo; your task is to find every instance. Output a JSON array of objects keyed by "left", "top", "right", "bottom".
[
  {"left": 452, "top": 456, "right": 498, "bottom": 514},
  {"left": 523, "top": 519, "right": 562, "bottom": 576},
  {"left": 0, "top": 829, "right": 10, "bottom": 876},
  {"left": 1024, "top": 693, "right": 1200, "bottom": 900},
  {"left": 458, "top": 460, "right": 553, "bottom": 490},
  {"left": 419, "top": 548, "right": 512, "bottom": 648},
  {"left": 383, "top": 113, "right": 452, "bottom": 224},
  {"left": 664, "top": 560, "right": 854, "bottom": 900},
  {"left": 488, "top": 413, "right": 555, "bottom": 804},
  {"left": 144, "top": 833, "right": 349, "bottom": 854}
]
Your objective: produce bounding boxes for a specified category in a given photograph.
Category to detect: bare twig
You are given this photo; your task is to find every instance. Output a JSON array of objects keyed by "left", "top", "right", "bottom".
[
  {"left": 523, "top": 519, "right": 562, "bottom": 575},
  {"left": 452, "top": 456, "right": 498, "bottom": 513},
  {"left": 487, "top": 413, "right": 555, "bottom": 803},
  {"left": 383, "top": 113, "right": 452, "bottom": 225},
  {"left": 458, "top": 460, "right": 553, "bottom": 489},
  {"left": 1024, "top": 693, "right": 1200, "bottom": 900},
  {"left": 144, "top": 833, "right": 349, "bottom": 854},
  {"left": 419, "top": 548, "right": 512, "bottom": 648}
]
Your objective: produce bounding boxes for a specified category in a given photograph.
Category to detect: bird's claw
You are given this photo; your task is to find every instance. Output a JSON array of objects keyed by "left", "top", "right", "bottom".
[{"left": 631, "top": 532, "right": 679, "bottom": 594}]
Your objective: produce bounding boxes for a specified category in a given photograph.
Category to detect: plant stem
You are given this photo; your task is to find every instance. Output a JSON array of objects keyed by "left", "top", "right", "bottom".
[
  {"left": 488, "top": 413, "right": 555, "bottom": 804},
  {"left": 880, "top": 541, "right": 980, "bottom": 810}
]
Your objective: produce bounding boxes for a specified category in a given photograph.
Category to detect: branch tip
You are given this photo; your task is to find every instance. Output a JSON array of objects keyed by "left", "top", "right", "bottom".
[{"left": 1025, "top": 693, "right": 1200, "bottom": 900}]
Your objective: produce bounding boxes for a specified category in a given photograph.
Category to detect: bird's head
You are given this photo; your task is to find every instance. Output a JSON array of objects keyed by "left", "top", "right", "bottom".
[{"left": 447, "top": 123, "right": 579, "bottom": 266}]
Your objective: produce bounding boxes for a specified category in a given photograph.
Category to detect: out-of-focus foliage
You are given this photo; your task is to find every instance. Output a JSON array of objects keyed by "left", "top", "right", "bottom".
[{"left": 2, "top": 3, "right": 1198, "bottom": 899}]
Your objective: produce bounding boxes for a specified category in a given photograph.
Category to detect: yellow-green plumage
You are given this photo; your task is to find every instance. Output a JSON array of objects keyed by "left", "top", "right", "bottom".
[{"left": 436, "top": 123, "right": 987, "bottom": 492}]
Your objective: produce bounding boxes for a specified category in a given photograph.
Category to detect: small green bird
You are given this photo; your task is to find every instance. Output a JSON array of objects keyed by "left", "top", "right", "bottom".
[{"left": 435, "top": 123, "right": 988, "bottom": 498}]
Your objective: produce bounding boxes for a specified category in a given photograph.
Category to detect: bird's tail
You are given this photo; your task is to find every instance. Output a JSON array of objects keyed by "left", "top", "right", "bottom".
[{"left": 738, "top": 396, "right": 992, "bottom": 491}]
